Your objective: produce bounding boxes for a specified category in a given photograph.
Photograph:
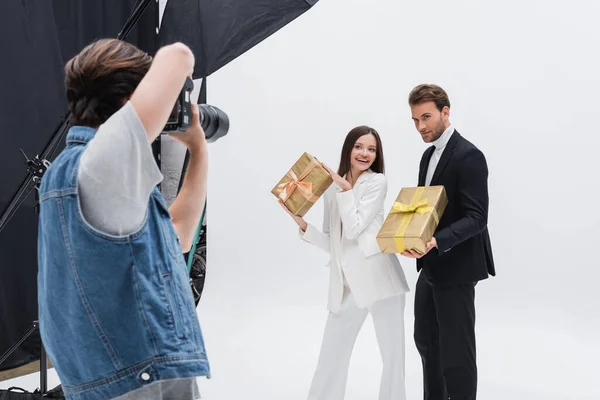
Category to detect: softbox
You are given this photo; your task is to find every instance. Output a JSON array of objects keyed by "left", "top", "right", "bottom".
[{"left": 158, "top": 0, "right": 320, "bottom": 79}]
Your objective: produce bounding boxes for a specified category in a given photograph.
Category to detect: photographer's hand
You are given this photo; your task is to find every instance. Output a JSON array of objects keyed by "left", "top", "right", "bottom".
[
  {"left": 168, "top": 103, "right": 207, "bottom": 152},
  {"left": 168, "top": 103, "right": 208, "bottom": 252},
  {"left": 130, "top": 42, "right": 195, "bottom": 143}
]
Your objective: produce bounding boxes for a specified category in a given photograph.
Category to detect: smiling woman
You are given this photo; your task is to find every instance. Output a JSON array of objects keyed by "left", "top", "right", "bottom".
[
  {"left": 336, "top": 125, "right": 385, "bottom": 184},
  {"left": 278, "top": 123, "right": 410, "bottom": 400}
]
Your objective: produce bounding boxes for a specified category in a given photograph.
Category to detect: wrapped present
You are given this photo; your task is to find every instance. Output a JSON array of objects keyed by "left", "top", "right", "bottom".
[
  {"left": 272, "top": 152, "right": 333, "bottom": 217},
  {"left": 377, "top": 186, "right": 448, "bottom": 254}
]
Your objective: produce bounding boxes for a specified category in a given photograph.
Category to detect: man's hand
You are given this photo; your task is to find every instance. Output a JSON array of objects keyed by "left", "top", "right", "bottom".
[
  {"left": 401, "top": 237, "right": 437, "bottom": 259},
  {"left": 168, "top": 103, "right": 207, "bottom": 152},
  {"left": 279, "top": 199, "right": 308, "bottom": 232},
  {"left": 322, "top": 163, "right": 352, "bottom": 191}
]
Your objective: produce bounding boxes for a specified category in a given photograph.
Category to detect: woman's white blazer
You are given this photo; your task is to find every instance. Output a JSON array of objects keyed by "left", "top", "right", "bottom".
[{"left": 300, "top": 170, "right": 409, "bottom": 313}]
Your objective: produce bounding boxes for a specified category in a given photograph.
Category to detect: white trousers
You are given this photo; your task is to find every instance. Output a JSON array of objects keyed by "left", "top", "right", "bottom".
[{"left": 306, "top": 288, "right": 406, "bottom": 400}]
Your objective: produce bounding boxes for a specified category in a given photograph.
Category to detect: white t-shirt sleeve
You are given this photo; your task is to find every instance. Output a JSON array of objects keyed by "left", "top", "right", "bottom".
[{"left": 77, "top": 101, "right": 164, "bottom": 236}]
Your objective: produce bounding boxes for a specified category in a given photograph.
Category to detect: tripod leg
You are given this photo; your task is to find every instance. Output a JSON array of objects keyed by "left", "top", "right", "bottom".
[
  {"left": 40, "top": 341, "right": 47, "bottom": 394},
  {"left": 0, "top": 322, "right": 37, "bottom": 367}
]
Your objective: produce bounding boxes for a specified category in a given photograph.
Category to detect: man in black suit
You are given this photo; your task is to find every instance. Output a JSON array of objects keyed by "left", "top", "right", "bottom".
[{"left": 402, "top": 84, "right": 495, "bottom": 400}]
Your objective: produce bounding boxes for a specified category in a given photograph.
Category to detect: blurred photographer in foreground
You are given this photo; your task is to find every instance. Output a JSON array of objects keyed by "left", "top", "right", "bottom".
[{"left": 37, "top": 39, "right": 209, "bottom": 400}]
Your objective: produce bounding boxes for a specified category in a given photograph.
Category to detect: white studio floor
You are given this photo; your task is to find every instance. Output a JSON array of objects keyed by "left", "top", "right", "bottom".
[{"left": 3, "top": 276, "right": 598, "bottom": 400}]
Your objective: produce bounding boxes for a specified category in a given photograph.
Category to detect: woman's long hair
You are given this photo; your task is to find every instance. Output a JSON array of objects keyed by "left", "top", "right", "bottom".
[{"left": 337, "top": 125, "right": 385, "bottom": 178}]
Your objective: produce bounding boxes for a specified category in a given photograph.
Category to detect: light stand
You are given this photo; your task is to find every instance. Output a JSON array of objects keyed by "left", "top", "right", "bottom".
[{"left": 0, "top": 0, "right": 154, "bottom": 394}]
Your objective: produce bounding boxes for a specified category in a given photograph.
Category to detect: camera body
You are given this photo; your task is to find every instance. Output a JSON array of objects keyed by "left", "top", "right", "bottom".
[
  {"left": 162, "top": 77, "right": 230, "bottom": 142},
  {"left": 164, "top": 77, "right": 194, "bottom": 133}
]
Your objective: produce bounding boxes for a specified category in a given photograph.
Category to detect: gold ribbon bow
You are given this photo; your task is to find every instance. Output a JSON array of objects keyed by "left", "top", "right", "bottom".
[
  {"left": 391, "top": 198, "right": 433, "bottom": 215},
  {"left": 276, "top": 158, "right": 320, "bottom": 203},
  {"left": 390, "top": 187, "right": 438, "bottom": 252}
]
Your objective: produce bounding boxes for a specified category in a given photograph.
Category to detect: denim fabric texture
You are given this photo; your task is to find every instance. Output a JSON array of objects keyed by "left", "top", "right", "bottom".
[{"left": 37, "top": 126, "right": 210, "bottom": 400}]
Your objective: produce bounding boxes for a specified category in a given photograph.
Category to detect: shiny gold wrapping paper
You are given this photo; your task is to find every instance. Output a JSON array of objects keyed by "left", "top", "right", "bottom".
[
  {"left": 377, "top": 186, "right": 448, "bottom": 254},
  {"left": 272, "top": 152, "right": 333, "bottom": 217}
]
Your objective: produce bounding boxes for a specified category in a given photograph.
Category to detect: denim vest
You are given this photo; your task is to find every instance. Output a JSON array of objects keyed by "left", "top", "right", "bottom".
[{"left": 37, "top": 126, "right": 210, "bottom": 400}]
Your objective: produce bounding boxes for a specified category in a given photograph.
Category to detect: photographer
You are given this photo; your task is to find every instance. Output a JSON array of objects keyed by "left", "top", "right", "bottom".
[{"left": 36, "top": 39, "right": 209, "bottom": 399}]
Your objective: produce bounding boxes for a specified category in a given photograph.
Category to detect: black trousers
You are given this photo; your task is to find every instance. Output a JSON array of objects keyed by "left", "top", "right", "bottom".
[{"left": 414, "top": 271, "right": 477, "bottom": 400}]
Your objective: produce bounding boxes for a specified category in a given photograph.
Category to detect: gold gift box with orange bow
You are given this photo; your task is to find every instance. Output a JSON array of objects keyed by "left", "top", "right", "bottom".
[
  {"left": 272, "top": 152, "right": 333, "bottom": 217},
  {"left": 376, "top": 186, "right": 448, "bottom": 254}
]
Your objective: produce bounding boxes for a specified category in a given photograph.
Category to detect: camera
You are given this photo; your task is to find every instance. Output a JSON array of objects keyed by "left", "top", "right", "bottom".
[
  {"left": 163, "top": 77, "right": 230, "bottom": 143},
  {"left": 164, "top": 77, "right": 194, "bottom": 133}
]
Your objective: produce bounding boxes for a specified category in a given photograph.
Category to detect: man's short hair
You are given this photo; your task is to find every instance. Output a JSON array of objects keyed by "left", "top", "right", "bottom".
[
  {"left": 408, "top": 84, "right": 451, "bottom": 112},
  {"left": 65, "top": 39, "right": 152, "bottom": 127}
]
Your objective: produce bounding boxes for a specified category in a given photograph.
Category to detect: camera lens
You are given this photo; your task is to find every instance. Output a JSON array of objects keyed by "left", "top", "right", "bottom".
[{"left": 198, "top": 105, "right": 229, "bottom": 143}]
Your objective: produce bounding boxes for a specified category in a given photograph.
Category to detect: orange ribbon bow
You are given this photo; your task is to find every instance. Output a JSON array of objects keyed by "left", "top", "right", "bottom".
[{"left": 277, "top": 158, "right": 320, "bottom": 203}]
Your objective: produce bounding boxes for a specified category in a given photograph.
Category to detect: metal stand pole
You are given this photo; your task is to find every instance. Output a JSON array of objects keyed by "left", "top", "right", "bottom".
[
  {"left": 39, "top": 340, "right": 47, "bottom": 394},
  {"left": 0, "top": 322, "right": 38, "bottom": 367}
]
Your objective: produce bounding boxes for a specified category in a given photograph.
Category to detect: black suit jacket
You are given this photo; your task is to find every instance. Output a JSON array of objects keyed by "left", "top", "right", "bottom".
[{"left": 417, "top": 130, "right": 495, "bottom": 285}]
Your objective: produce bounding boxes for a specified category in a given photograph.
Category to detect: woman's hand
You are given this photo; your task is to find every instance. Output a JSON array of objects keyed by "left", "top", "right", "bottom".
[
  {"left": 279, "top": 199, "right": 308, "bottom": 232},
  {"left": 321, "top": 163, "right": 352, "bottom": 191}
]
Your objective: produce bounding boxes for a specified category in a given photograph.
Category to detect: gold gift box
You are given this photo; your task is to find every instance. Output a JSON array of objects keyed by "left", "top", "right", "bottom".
[
  {"left": 272, "top": 152, "right": 333, "bottom": 217},
  {"left": 377, "top": 186, "right": 448, "bottom": 254}
]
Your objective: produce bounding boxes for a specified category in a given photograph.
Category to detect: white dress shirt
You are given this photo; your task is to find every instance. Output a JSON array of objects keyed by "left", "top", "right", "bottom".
[{"left": 425, "top": 125, "right": 454, "bottom": 186}]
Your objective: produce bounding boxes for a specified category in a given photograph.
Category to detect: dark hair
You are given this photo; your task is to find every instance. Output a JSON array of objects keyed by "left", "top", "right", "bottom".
[
  {"left": 337, "top": 125, "right": 385, "bottom": 178},
  {"left": 65, "top": 38, "right": 153, "bottom": 127},
  {"left": 408, "top": 84, "right": 451, "bottom": 112}
]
